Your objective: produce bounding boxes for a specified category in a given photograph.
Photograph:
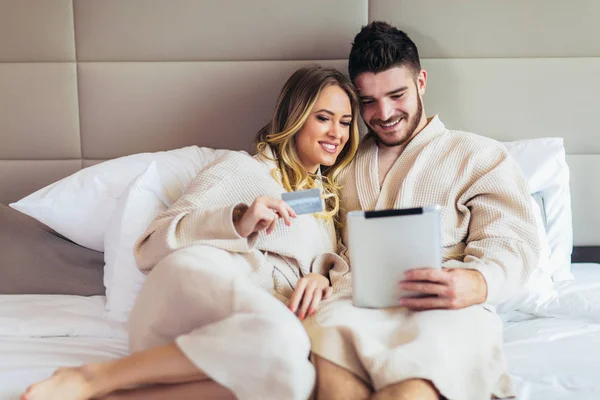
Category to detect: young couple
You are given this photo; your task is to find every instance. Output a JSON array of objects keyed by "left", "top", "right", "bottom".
[{"left": 24, "top": 21, "right": 539, "bottom": 400}]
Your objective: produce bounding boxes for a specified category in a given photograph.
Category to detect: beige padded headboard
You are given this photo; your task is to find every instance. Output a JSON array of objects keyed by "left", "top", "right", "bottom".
[{"left": 1, "top": 0, "right": 599, "bottom": 246}]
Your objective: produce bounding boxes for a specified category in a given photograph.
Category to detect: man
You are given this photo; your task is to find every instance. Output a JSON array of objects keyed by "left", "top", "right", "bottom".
[{"left": 304, "top": 22, "right": 540, "bottom": 400}]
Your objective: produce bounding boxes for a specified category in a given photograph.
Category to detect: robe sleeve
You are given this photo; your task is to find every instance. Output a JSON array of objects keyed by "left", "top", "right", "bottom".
[{"left": 443, "top": 150, "right": 541, "bottom": 305}]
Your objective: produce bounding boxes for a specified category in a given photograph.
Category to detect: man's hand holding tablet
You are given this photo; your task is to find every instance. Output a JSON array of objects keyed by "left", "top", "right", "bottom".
[{"left": 398, "top": 267, "right": 488, "bottom": 310}]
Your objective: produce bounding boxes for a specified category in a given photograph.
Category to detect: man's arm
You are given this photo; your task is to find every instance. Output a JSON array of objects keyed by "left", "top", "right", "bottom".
[{"left": 399, "top": 149, "right": 541, "bottom": 310}]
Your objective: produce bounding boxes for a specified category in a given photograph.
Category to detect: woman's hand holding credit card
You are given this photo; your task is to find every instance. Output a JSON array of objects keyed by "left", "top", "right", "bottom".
[
  {"left": 232, "top": 196, "right": 297, "bottom": 237},
  {"left": 233, "top": 188, "right": 323, "bottom": 238}
]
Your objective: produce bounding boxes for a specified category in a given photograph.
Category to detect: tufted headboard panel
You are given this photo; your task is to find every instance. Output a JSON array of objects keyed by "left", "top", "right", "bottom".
[{"left": 1, "top": 0, "right": 599, "bottom": 249}]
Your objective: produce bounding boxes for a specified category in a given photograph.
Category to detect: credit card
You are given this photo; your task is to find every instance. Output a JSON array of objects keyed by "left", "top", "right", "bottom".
[{"left": 282, "top": 188, "right": 324, "bottom": 215}]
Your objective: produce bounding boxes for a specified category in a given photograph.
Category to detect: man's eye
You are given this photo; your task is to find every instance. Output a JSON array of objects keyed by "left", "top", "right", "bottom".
[
  {"left": 361, "top": 100, "right": 374, "bottom": 105},
  {"left": 391, "top": 94, "right": 403, "bottom": 100}
]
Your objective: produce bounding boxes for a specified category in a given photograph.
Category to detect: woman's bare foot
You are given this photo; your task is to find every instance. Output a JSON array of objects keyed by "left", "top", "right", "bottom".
[
  {"left": 22, "top": 343, "right": 210, "bottom": 399},
  {"left": 22, "top": 366, "right": 98, "bottom": 400}
]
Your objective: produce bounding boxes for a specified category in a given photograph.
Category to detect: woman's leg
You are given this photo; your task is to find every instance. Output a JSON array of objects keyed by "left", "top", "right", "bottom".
[
  {"left": 23, "top": 245, "right": 314, "bottom": 400},
  {"left": 22, "top": 343, "right": 209, "bottom": 400},
  {"left": 22, "top": 245, "right": 231, "bottom": 400},
  {"left": 101, "top": 379, "right": 235, "bottom": 400},
  {"left": 168, "top": 247, "right": 315, "bottom": 400}
]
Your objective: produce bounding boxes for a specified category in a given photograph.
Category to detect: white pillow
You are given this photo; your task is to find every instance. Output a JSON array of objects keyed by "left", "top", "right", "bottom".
[
  {"left": 10, "top": 146, "right": 227, "bottom": 252},
  {"left": 503, "top": 138, "right": 573, "bottom": 281},
  {"left": 103, "top": 149, "right": 231, "bottom": 322},
  {"left": 104, "top": 162, "right": 166, "bottom": 322}
]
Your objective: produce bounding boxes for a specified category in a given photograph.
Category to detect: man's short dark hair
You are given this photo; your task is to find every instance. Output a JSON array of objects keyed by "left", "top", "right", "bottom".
[{"left": 349, "top": 21, "right": 421, "bottom": 82}]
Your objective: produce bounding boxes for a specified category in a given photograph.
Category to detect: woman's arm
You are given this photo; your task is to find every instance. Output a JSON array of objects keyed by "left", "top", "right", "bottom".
[
  {"left": 134, "top": 181, "right": 297, "bottom": 273},
  {"left": 134, "top": 201, "right": 256, "bottom": 273}
]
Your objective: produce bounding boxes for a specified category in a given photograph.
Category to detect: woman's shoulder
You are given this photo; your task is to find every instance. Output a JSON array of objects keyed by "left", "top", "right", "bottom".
[
  {"left": 202, "top": 150, "right": 264, "bottom": 174},
  {"left": 184, "top": 150, "right": 277, "bottom": 199},
  {"left": 183, "top": 151, "right": 260, "bottom": 189}
]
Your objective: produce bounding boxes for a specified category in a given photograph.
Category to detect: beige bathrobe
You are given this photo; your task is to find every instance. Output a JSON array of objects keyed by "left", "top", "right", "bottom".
[
  {"left": 304, "top": 116, "right": 540, "bottom": 400},
  {"left": 128, "top": 150, "right": 344, "bottom": 400}
]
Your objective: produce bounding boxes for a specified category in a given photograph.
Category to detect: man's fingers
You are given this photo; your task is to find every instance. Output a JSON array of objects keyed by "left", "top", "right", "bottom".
[
  {"left": 398, "top": 296, "right": 454, "bottom": 311},
  {"left": 402, "top": 268, "right": 449, "bottom": 284},
  {"left": 288, "top": 279, "right": 307, "bottom": 313},
  {"left": 399, "top": 282, "right": 448, "bottom": 297}
]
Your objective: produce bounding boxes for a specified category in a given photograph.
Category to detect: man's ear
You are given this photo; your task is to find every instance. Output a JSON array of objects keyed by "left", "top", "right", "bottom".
[{"left": 417, "top": 69, "right": 427, "bottom": 96}]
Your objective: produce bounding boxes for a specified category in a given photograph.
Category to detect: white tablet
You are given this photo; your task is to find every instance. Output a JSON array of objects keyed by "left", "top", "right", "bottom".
[{"left": 347, "top": 206, "right": 442, "bottom": 309}]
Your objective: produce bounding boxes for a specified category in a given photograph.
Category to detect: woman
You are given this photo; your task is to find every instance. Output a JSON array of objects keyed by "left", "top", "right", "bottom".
[{"left": 23, "top": 65, "right": 359, "bottom": 400}]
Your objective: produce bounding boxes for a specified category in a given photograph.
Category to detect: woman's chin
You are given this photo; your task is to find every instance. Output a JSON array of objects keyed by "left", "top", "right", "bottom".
[{"left": 318, "top": 157, "right": 337, "bottom": 168}]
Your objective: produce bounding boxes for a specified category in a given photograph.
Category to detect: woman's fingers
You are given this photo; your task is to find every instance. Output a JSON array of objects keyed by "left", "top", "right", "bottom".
[
  {"left": 264, "top": 196, "right": 297, "bottom": 220},
  {"left": 307, "top": 288, "right": 323, "bottom": 317},
  {"left": 271, "top": 200, "right": 293, "bottom": 226},
  {"left": 251, "top": 197, "right": 297, "bottom": 234},
  {"left": 298, "top": 281, "right": 317, "bottom": 320},
  {"left": 265, "top": 211, "right": 279, "bottom": 234},
  {"left": 284, "top": 202, "right": 297, "bottom": 219},
  {"left": 288, "top": 279, "right": 307, "bottom": 313}
]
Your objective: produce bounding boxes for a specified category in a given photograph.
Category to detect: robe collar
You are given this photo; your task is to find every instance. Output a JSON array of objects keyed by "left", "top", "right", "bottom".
[{"left": 355, "top": 115, "right": 446, "bottom": 210}]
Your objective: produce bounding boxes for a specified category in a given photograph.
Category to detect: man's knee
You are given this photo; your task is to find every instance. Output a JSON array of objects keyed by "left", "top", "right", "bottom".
[{"left": 373, "top": 378, "right": 439, "bottom": 400}]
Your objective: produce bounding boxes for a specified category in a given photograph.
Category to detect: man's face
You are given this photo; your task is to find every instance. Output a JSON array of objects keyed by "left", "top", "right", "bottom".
[{"left": 355, "top": 66, "right": 427, "bottom": 147}]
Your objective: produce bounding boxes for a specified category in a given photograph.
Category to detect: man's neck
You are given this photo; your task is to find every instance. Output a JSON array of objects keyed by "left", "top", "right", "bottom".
[
  {"left": 376, "top": 114, "right": 431, "bottom": 187},
  {"left": 377, "top": 114, "right": 431, "bottom": 159}
]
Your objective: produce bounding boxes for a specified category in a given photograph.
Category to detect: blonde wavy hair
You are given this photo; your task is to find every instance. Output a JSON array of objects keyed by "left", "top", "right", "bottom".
[{"left": 255, "top": 65, "right": 360, "bottom": 227}]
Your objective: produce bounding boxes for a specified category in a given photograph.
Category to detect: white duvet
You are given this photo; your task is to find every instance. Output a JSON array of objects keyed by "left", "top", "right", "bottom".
[{"left": 1, "top": 264, "right": 600, "bottom": 400}]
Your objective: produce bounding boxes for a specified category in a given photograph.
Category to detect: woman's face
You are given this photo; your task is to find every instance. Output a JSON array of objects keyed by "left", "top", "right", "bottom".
[{"left": 295, "top": 85, "right": 352, "bottom": 173}]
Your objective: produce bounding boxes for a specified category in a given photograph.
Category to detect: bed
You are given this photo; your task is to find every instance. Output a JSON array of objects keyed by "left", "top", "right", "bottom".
[
  {"left": 1, "top": 263, "right": 599, "bottom": 400},
  {"left": 504, "top": 262, "right": 600, "bottom": 400},
  {"left": 2, "top": 1, "right": 600, "bottom": 400}
]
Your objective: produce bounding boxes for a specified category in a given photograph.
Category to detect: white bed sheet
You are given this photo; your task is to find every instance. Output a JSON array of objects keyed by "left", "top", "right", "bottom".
[
  {"left": 0, "top": 295, "right": 128, "bottom": 400},
  {"left": 0, "top": 265, "right": 599, "bottom": 400},
  {"left": 0, "top": 336, "right": 129, "bottom": 400},
  {"left": 505, "top": 263, "right": 600, "bottom": 400}
]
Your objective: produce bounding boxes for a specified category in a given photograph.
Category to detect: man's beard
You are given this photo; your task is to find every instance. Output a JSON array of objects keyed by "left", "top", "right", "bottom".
[{"left": 370, "top": 96, "right": 423, "bottom": 148}]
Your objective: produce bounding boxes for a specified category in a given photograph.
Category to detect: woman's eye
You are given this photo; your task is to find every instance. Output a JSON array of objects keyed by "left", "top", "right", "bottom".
[
  {"left": 341, "top": 121, "right": 351, "bottom": 127},
  {"left": 317, "top": 115, "right": 329, "bottom": 122}
]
